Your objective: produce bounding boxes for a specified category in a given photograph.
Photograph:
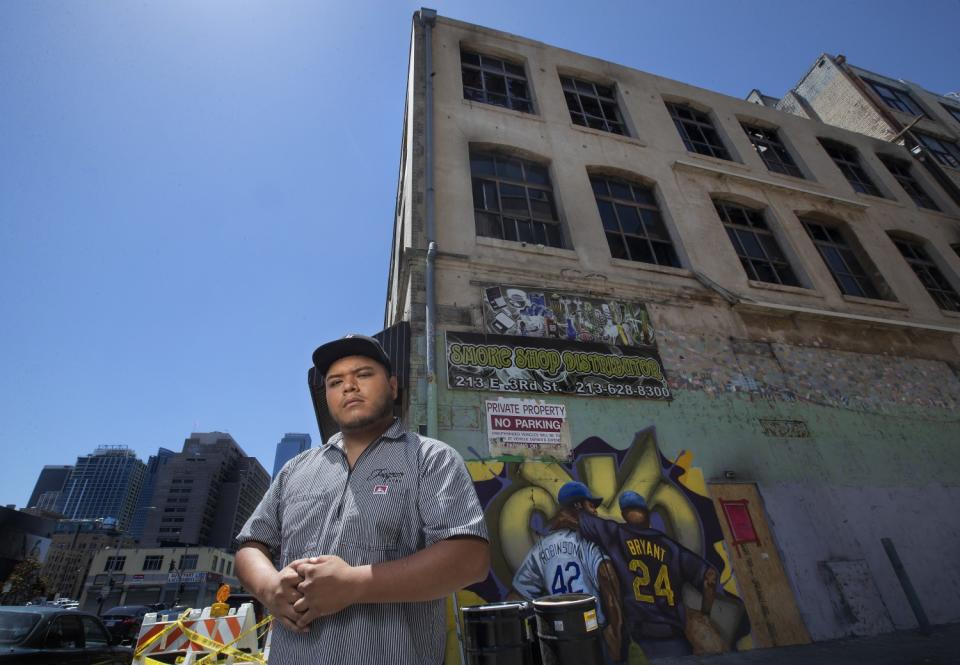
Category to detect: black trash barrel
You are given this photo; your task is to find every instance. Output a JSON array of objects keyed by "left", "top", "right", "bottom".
[
  {"left": 532, "top": 593, "right": 603, "bottom": 665},
  {"left": 462, "top": 601, "right": 540, "bottom": 665}
]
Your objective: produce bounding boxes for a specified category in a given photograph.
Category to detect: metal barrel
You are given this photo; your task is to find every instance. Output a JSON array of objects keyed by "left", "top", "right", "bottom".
[
  {"left": 462, "top": 600, "right": 541, "bottom": 665},
  {"left": 532, "top": 593, "right": 604, "bottom": 665}
]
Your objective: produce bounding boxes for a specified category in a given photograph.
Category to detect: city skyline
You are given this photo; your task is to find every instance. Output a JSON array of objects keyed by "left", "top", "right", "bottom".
[{"left": 2, "top": 0, "right": 957, "bottom": 509}]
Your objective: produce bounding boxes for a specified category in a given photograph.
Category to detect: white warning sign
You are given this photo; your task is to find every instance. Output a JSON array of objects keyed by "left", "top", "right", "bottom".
[{"left": 485, "top": 398, "right": 571, "bottom": 459}]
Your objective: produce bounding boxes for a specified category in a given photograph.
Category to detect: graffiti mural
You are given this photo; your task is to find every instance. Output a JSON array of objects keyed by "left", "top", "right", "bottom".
[{"left": 444, "top": 428, "right": 752, "bottom": 664}]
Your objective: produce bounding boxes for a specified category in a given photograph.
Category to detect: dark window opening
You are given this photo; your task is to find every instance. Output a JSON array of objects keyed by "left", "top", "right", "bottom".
[
  {"left": 878, "top": 155, "right": 940, "bottom": 210},
  {"left": 460, "top": 50, "right": 533, "bottom": 113},
  {"left": 714, "top": 201, "right": 799, "bottom": 286},
  {"left": 667, "top": 103, "right": 731, "bottom": 160},
  {"left": 560, "top": 76, "right": 626, "bottom": 135},
  {"left": 891, "top": 236, "right": 960, "bottom": 312},
  {"left": 591, "top": 175, "right": 679, "bottom": 268},
  {"left": 470, "top": 150, "right": 564, "bottom": 248},
  {"left": 802, "top": 219, "right": 885, "bottom": 299},
  {"left": 913, "top": 132, "right": 960, "bottom": 169},
  {"left": 742, "top": 123, "right": 803, "bottom": 178},
  {"left": 864, "top": 79, "right": 926, "bottom": 116},
  {"left": 819, "top": 139, "right": 884, "bottom": 197}
]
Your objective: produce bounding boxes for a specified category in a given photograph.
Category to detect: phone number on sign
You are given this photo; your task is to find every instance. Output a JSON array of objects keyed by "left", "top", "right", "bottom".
[
  {"left": 574, "top": 381, "right": 670, "bottom": 397},
  {"left": 451, "top": 374, "right": 669, "bottom": 398}
]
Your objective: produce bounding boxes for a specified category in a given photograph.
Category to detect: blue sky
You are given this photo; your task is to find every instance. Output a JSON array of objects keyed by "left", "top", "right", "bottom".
[{"left": 1, "top": 0, "right": 957, "bottom": 508}]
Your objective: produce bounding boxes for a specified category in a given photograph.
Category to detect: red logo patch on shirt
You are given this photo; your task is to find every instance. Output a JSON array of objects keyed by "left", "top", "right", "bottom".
[{"left": 373, "top": 484, "right": 389, "bottom": 495}]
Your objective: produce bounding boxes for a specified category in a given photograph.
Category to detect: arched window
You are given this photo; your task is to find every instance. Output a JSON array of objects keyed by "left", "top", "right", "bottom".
[
  {"left": 800, "top": 216, "right": 888, "bottom": 299},
  {"left": 590, "top": 174, "right": 679, "bottom": 267},
  {"left": 470, "top": 149, "right": 564, "bottom": 248},
  {"left": 889, "top": 234, "right": 960, "bottom": 312},
  {"left": 714, "top": 200, "right": 799, "bottom": 286}
]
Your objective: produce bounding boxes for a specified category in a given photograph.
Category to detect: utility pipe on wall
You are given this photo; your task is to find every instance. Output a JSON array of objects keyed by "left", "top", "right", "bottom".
[{"left": 418, "top": 8, "right": 439, "bottom": 441}]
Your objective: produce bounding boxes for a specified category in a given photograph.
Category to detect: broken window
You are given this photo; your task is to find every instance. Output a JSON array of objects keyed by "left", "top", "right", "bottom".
[
  {"left": 666, "top": 103, "right": 731, "bottom": 160},
  {"left": 819, "top": 139, "right": 884, "bottom": 197},
  {"left": 878, "top": 154, "right": 940, "bottom": 211},
  {"left": 913, "top": 132, "right": 960, "bottom": 169},
  {"left": 890, "top": 236, "right": 960, "bottom": 312},
  {"left": 801, "top": 219, "right": 885, "bottom": 299},
  {"left": 714, "top": 200, "right": 799, "bottom": 286},
  {"left": 741, "top": 123, "right": 803, "bottom": 178},
  {"left": 470, "top": 150, "right": 564, "bottom": 248},
  {"left": 559, "top": 76, "right": 626, "bottom": 135},
  {"left": 864, "top": 79, "right": 926, "bottom": 116},
  {"left": 591, "top": 175, "right": 679, "bottom": 267},
  {"left": 461, "top": 50, "right": 533, "bottom": 113}
]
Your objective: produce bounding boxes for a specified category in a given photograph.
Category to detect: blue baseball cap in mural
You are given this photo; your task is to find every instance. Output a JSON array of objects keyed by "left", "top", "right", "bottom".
[
  {"left": 312, "top": 333, "right": 393, "bottom": 377},
  {"left": 558, "top": 481, "right": 603, "bottom": 507},
  {"left": 619, "top": 491, "right": 648, "bottom": 512}
]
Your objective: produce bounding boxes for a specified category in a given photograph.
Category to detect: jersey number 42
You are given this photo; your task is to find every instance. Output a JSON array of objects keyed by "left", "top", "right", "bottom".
[{"left": 551, "top": 562, "right": 583, "bottom": 594}]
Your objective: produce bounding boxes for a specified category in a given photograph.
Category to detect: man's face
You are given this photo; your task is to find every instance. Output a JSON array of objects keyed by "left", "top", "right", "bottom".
[
  {"left": 622, "top": 507, "right": 649, "bottom": 527},
  {"left": 324, "top": 355, "right": 397, "bottom": 432},
  {"left": 578, "top": 500, "right": 599, "bottom": 516}
]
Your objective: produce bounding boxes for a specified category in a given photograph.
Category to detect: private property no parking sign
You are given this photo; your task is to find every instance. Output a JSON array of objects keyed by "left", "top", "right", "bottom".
[{"left": 485, "top": 397, "right": 572, "bottom": 459}]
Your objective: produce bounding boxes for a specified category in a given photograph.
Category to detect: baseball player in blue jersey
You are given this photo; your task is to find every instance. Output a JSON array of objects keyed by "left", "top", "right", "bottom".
[
  {"left": 511, "top": 482, "right": 624, "bottom": 663},
  {"left": 577, "top": 491, "right": 719, "bottom": 659}
]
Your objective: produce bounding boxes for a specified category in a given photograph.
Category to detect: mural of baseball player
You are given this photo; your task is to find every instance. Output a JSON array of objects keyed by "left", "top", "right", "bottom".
[
  {"left": 510, "top": 481, "right": 624, "bottom": 663},
  {"left": 577, "top": 491, "right": 720, "bottom": 660}
]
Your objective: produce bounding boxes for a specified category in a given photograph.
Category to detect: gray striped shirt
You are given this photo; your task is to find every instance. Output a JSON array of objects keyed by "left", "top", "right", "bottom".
[{"left": 236, "top": 419, "right": 488, "bottom": 665}]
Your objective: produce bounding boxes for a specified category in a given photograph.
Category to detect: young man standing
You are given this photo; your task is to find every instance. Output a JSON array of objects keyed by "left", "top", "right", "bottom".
[{"left": 235, "top": 334, "right": 490, "bottom": 665}]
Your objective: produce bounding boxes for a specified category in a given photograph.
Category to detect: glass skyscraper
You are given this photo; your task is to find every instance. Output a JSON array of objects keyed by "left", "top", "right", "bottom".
[{"left": 271, "top": 433, "right": 312, "bottom": 477}]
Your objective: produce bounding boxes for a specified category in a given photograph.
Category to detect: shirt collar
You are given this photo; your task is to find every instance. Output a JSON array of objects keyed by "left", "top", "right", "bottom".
[{"left": 324, "top": 418, "right": 405, "bottom": 451}]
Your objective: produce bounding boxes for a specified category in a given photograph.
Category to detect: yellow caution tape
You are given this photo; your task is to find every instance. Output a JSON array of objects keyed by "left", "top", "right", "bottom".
[
  {"left": 134, "top": 608, "right": 273, "bottom": 665},
  {"left": 134, "top": 608, "right": 194, "bottom": 658},
  {"left": 192, "top": 615, "right": 274, "bottom": 665}
]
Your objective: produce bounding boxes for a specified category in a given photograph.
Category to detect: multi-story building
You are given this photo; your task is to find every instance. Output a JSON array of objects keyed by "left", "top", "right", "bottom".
[
  {"left": 373, "top": 11, "right": 960, "bottom": 660},
  {"left": 0, "top": 506, "right": 57, "bottom": 585},
  {"left": 271, "top": 433, "right": 312, "bottom": 477},
  {"left": 57, "top": 447, "right": 146, "bottom": 532},
  {"left": 77, "top": 545, "right": 240, "bottom": 612},
  {"left": 26, "top": 465, "right": 73, "bottom": 512},
  {"left": 40, "top": 519, "right": 131, "bottom": 601},
  {"left": 751, "top": 53, "right": 960, "bottom": 208},
  {"left": 139, "top": 433, "right": 269, "bottom": 551},
  {"left": 128, "top": 448, "right": 175, "bottom": 542}
]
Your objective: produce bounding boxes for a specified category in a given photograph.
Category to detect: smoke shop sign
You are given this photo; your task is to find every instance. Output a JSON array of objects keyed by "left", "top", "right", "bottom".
[
  {"left": 447, "top": 330, "right": 670, "bottom": 399},
  {"left": 486, "top": 398, "right": 571, "bottom": 459}
]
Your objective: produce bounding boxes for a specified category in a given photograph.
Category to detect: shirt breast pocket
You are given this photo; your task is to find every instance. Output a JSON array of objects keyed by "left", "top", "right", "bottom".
[
  {"left": 280, "top": 492, "right": 328, "bottom": 564},
  {"left": 345, "top": 485, "right": 410, "bottom": 560}
]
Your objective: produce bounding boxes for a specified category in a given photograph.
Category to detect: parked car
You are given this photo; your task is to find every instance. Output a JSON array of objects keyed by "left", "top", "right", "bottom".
[
  {"left": 155, "top": 605, "right": 190, "bottom": 622},
  {"left": 99, "top": 605, "right": 152, "bottom": 645},
  {"left": 0, "top": 606, "right": 132, "bottom": 664}
]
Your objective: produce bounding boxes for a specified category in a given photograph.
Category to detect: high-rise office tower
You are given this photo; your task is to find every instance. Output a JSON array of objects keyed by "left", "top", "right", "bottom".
[
  {"left": 128, "top": 447, "right": 176, "bottom": 542},
  {"left": 271, "top": 433, "right": 312, "bottom": 477},
  {"left": 140, "top": 432, "right": 269, "bottom": 551},
  {"left": 26, "top": 465, "right": 73, "bottom": 511},
  {"left": 57, "top": 447, "right": 146, "bottom": 532}
]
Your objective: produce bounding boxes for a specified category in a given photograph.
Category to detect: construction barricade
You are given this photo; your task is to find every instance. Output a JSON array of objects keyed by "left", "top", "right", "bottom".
[{"left": 133, "top": 603, "right": 272, "bottom": 664}]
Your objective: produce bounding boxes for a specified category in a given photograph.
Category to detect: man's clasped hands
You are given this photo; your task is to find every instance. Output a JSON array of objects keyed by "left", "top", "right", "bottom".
[{"left": 262, "top": 555, "right": 361, "bottom": 633}]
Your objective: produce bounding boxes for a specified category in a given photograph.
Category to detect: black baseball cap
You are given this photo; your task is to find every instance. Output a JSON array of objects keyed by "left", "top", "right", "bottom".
[{"left": 312, "top": 334, "right": 393, "bottom": 377}]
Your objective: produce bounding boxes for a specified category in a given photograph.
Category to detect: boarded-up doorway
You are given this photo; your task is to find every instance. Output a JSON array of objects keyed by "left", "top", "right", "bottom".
[{"left": 709, "top": 482, "right": 810, "bottom": 648}]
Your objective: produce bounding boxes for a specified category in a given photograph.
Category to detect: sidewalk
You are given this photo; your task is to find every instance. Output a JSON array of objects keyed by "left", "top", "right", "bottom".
[{"left": 654, "top": 623, "right": 960, "bottom": 665}]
